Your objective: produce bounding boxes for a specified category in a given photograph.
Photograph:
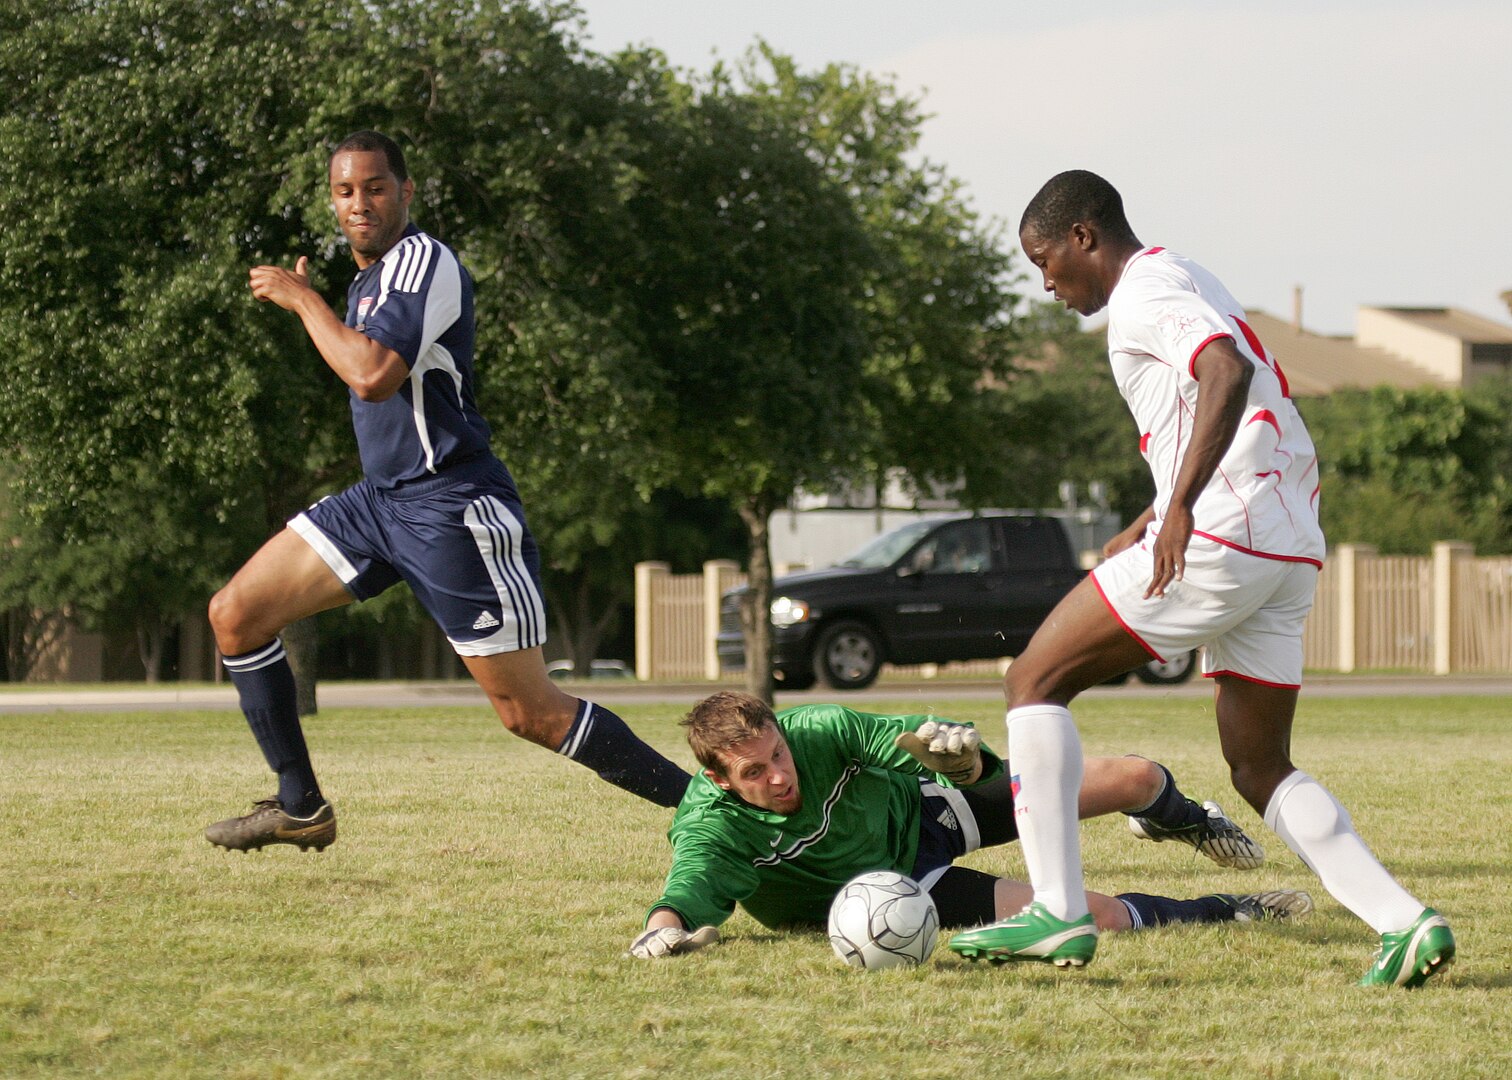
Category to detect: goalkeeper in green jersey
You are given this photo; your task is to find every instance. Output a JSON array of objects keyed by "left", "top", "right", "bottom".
[{"left": 630, "top": 691, "right": 1310, "bottom": 959}]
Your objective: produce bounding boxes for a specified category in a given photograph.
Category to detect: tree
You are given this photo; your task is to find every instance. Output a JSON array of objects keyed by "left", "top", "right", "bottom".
[
  {"left": 989, "top": 303, "right": 1153, "bottom": 524},
  {"left": 587, "top": 47, "right": 1022, "bottom": 700},
  {"left": 1297, "top": 382, "right": 1512, "bottom": 554},
  {"left": 0, "top": 0, "right": 666, "bottom": 688}
]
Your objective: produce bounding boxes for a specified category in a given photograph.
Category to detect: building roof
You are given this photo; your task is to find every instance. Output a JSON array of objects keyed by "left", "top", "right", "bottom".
[
  {"left": 1242, "top": 310, "right": 1445, "bottom": 394},
  {"left": 1372, "top": 306, "right": 1512, "bottom": 344}
]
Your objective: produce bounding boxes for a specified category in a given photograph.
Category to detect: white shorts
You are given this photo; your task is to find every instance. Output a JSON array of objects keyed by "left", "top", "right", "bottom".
[{"left": 1089, "top": 535, "right": 1318, "bottom": 688}]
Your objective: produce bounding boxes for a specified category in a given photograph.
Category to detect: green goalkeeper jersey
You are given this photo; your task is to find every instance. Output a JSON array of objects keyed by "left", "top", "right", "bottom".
[{"left": 649, "top": 704, "right": 1003, "bottom": 930}]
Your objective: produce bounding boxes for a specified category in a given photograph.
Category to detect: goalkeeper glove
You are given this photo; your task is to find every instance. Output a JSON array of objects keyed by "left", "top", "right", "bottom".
[
  {"left": 894, "top": 719, "right": 982, "bottom": 785},
  {"left": 628, "top": 924, "right": 720, "bottom": 959}
]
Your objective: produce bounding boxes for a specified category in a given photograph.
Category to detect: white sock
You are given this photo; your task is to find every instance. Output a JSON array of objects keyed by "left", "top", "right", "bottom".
[
  {"left": 1264, "top": 771, "right": 1423, "bottom": 934},
  {"left": 1006, "top": 704, "right": 1087, "bottom": 922}
]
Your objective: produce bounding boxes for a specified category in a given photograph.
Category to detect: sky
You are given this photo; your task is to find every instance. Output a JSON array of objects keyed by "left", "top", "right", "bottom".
[{"left": 572, "top": 0, "right": 1511, "bottom": 336}]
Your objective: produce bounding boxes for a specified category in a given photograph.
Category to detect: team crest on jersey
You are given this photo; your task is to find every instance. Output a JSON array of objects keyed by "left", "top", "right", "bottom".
[
  {"left": 355, "top": 295, "right": 374, "bottom": 330},
  {"left": 1155, "top": 305, "right": 1203, "bottom": 349}
]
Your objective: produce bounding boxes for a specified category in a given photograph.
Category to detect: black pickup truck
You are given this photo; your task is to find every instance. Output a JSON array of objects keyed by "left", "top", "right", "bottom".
[{"left": 716, "top": 512, "right": 1196, "bottom": 691}]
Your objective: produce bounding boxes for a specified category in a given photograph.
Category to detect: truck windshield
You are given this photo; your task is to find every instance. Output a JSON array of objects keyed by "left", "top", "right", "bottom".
[{"left": 834, "top": 520, "right": 942, "bottom": 569}]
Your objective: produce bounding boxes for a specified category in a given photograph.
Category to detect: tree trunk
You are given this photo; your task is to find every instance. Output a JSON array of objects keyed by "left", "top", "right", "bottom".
[
  {"left": 737, "top": 498, "right": 776, "bottom": 706},
  {"left": 282, "top": 615, "right": 319, "bottom": 717},
  {"left": 135, "top": 618, "right": 165, "bottom": 683},
  {"left": 545, "top": 569, "right": 624, "bottom": 672}
]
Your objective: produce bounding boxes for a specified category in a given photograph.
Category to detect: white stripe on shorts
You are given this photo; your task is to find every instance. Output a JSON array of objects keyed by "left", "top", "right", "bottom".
[
  {"left": 458, "top": 496, "right": 546, "bottom": 654},
  {"left": 290, "top": 511, "right": 360, "bottom": 584},
  {"left": 920, "top": 780, "right": 982, "bottom": 854}
]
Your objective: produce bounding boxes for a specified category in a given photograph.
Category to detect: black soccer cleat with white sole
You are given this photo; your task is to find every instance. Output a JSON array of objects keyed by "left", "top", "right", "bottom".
[
  {"left": 1212, "top": 889, "right": 1313, "bottom": 922},
  {"left": 1128, "top": 799, "right": 1264, "bottom": 869},
  {"left": 205, "top": 799, "right": 336, "bottom": 852}
]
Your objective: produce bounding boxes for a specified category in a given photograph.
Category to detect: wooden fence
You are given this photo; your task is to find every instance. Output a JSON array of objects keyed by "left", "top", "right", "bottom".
[{"left": 636, "top": 544, "right": 1512, "bottom": 681}]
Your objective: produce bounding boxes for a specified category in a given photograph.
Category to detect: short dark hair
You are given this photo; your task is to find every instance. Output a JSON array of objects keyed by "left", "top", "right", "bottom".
[
  {"left": 1020, "top": 169, "right": 1134, "bottom": 242},
  {"left": 682, "top": 691, "right": 777, "bottom": 775},
  {"left": 331, "top": 130, "right": 409, "bottom": 184}
]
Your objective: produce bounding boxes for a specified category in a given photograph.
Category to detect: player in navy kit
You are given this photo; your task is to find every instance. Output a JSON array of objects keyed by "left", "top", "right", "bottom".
[{"left": 205, "top": 131, "right": 690, "bottom": 852}]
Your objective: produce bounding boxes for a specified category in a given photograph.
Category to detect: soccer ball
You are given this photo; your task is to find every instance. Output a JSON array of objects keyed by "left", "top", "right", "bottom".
[{"left": 827, "top": 870, "right": 939, "bottom": 970}]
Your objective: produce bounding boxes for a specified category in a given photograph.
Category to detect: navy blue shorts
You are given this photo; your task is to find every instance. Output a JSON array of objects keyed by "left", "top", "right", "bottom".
[{"left": 290, "top": 455, "right": 547, "bottom": 656}]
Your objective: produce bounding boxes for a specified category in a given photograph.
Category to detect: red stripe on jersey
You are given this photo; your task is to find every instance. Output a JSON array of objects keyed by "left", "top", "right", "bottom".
[
  {"left": 1139, "top": 432, "right": 1151, "bottom": 454},
  {"left": 1235, "top": 316, "right": 1267, "bottom": 362},
  {"left": 1247, "top": 408, "right": 1282, "bottom": 437},
  {"left": 1192, "top": 530, "right": 1323, "bottom": 569},
  {"left": 1202, "top": 669, "right": 1301, "bottom": 690},
  {"left": 1188, "top": 333, "right": 1234, "bottom": 379},
  {"left": 1090, "top": 570, "right": 1164, "bottom": 661}
]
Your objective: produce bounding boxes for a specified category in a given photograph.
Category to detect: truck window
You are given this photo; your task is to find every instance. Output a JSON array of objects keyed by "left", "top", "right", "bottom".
[
  {"left": 911, "top": 521, "right": 993, "bottom": 575},
  {"left": 997, "top": 518, "right": 1074, "bottom": 571}
]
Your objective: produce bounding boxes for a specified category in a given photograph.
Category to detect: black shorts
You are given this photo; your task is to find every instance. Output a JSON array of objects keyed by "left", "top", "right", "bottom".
[{"left": 910, "top": 772, "right": 1019, "bottom": 928}]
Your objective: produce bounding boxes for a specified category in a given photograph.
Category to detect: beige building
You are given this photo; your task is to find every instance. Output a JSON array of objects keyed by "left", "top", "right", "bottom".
[{"left": 1243, "top": 303, "right": 1512, "bottom": 394}]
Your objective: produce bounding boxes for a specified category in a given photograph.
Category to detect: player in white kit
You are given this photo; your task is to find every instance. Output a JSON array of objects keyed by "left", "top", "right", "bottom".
[{"left": 948, "top": 171, "right": 1454, "bottom": 987}]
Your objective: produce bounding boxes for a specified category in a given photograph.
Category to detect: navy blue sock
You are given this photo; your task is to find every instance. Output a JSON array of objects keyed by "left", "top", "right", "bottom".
[
  {"left": 557, "top": 701, "right": 692, "bottom": 808},
  {"left": 224, "top": 640, "right": 323, "bottom": 816},
  {"left": 1125, "top": 761, "right": 1208, "bottom": 829},
  {"left": 1117, "top": 892, "right": 1236, "bottom": 929}
]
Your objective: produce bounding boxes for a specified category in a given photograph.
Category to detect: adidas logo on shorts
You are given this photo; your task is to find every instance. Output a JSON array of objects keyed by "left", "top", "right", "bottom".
[
  {"left": 937, "top": 807, "right": 959, "bottom": 832},
  {"left": 472, "top": 611, "right": 501, "bottom": 631}
]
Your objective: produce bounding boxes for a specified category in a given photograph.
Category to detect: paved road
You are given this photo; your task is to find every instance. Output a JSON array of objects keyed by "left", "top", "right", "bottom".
[{"left": 1, "top": 673, "right": 1508, "bottom": 714}]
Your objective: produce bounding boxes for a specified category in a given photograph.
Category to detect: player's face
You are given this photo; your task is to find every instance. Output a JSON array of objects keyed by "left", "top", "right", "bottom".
[
  {"left": 709, "top": 726, "right": 802, "bottom": 815},
  {"left": 329, "top": 150, "right": 414, "bottom": 268},
  {"left": 1020, "top": 223, "right": 1108, "bottom": 316}
]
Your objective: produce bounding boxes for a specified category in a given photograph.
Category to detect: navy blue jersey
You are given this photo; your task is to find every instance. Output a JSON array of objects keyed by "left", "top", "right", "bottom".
[{"left": 344, "top": 225, "right": 492, "bottom": 487}]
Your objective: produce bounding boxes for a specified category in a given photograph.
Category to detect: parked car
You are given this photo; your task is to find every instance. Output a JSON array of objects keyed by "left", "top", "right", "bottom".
[
  {"left": 717, "top": 512, "right": 1197, "bottom": 691},
  {"left": 545, "top": 658, "right": 634, "bottom": 681}
]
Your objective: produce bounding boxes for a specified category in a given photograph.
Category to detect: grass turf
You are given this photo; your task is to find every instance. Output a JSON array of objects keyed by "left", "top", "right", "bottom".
[{"left": 2, "top": 694, "right": 1507, "bottom": 1078}]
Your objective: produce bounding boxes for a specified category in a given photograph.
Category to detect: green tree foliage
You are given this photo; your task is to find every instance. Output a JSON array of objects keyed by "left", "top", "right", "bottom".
[
  {"left": 592, "top": 47, "right": 1020, "bottom": 699},
  {"left": 1298, "top": 380, "right": 1512, "bottom": 554},
  {"left": 991, "top": 303, "right": 1153, "bottom": 523},
  {"left": 0, "top": 0, "right": 653, "bottom": 676}
]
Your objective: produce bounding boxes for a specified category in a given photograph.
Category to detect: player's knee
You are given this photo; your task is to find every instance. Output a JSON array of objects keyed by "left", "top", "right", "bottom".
[
  {"left": 1004, "top": 661, "right": 1056, "bottom": 706},
  {"left": 1121, "top": 754, "right": 1163, "bottom": 806},
  {"left": 1227, "top": 757, "right": 1293, "bottom": 816},
  {"left": 208, "top": 585, "right": 251, "bottom": 650}
]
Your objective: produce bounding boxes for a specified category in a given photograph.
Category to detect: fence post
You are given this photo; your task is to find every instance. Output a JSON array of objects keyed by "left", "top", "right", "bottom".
[
  {"left": 1432, "top": 542, "right": 1474, "bottom": 675},
  {"left": 1335, "top": 544, "right": 1374, "bottom": 673},
  {"left": 634, "top": 561, "right": 670, "bottom": 681},
  {"left": 703, "top": 560, "right": 738, "bottom": 680}
]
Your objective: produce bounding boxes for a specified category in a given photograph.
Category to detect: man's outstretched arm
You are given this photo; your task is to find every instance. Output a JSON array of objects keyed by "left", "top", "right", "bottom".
[{"left": 628, "top": 907, "right": 720, "bottom": 959}]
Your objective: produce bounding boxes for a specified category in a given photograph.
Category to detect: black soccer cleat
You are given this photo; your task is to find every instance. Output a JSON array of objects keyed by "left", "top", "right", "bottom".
[
  {"left": 1128, "top": 799, "right": 1264, "bottom": 869},
  {"left": 205, "top": 799, "right": 337, "bottom": 852},
  {"left": 1212, "top": 889, "right": 1313, "bottom": 922}
]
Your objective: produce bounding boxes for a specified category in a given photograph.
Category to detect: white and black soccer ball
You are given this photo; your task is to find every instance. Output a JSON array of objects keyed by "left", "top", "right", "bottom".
[{"left": 827, "top": 870, "right": 939, "bottom": 970}]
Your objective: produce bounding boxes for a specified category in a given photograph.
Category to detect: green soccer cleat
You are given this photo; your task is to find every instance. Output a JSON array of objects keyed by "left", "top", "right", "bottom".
[
  {"left": 949, "top": 901, "right": 1098, "bottom": 968},
  {"left": 1359, "top": 908, "right": 1455, "bottom": 988},
  {"left": 205, "top": 799, "right": 337, "bottom": 853}
]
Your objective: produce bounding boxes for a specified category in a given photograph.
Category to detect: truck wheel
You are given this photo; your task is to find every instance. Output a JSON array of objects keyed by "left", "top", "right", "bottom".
[
  {"left": 1133, "top": 649, "right": 1198, "bottom": 685},
  {"left": 814, "top": 621, "right": 883, "bottom": 691}
]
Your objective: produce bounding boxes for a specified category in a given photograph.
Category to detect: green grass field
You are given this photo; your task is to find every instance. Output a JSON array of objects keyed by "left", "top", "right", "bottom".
[{"left": 3, "top": 694, "right": 1508, "bottom": 1078}]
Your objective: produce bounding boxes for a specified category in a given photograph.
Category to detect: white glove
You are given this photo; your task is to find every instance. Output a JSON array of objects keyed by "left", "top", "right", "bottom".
[
  {"left": 628, "top": 924, "right": 721, "bottom": 959},
  {"left": 894, "top": 719, "right": 982, "bottom": 785}
]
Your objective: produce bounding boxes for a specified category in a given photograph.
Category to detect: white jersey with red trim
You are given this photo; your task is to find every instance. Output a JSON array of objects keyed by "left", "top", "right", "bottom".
[{"left": 1105, "top": 247, "right": 1325, "bottom": 565}]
